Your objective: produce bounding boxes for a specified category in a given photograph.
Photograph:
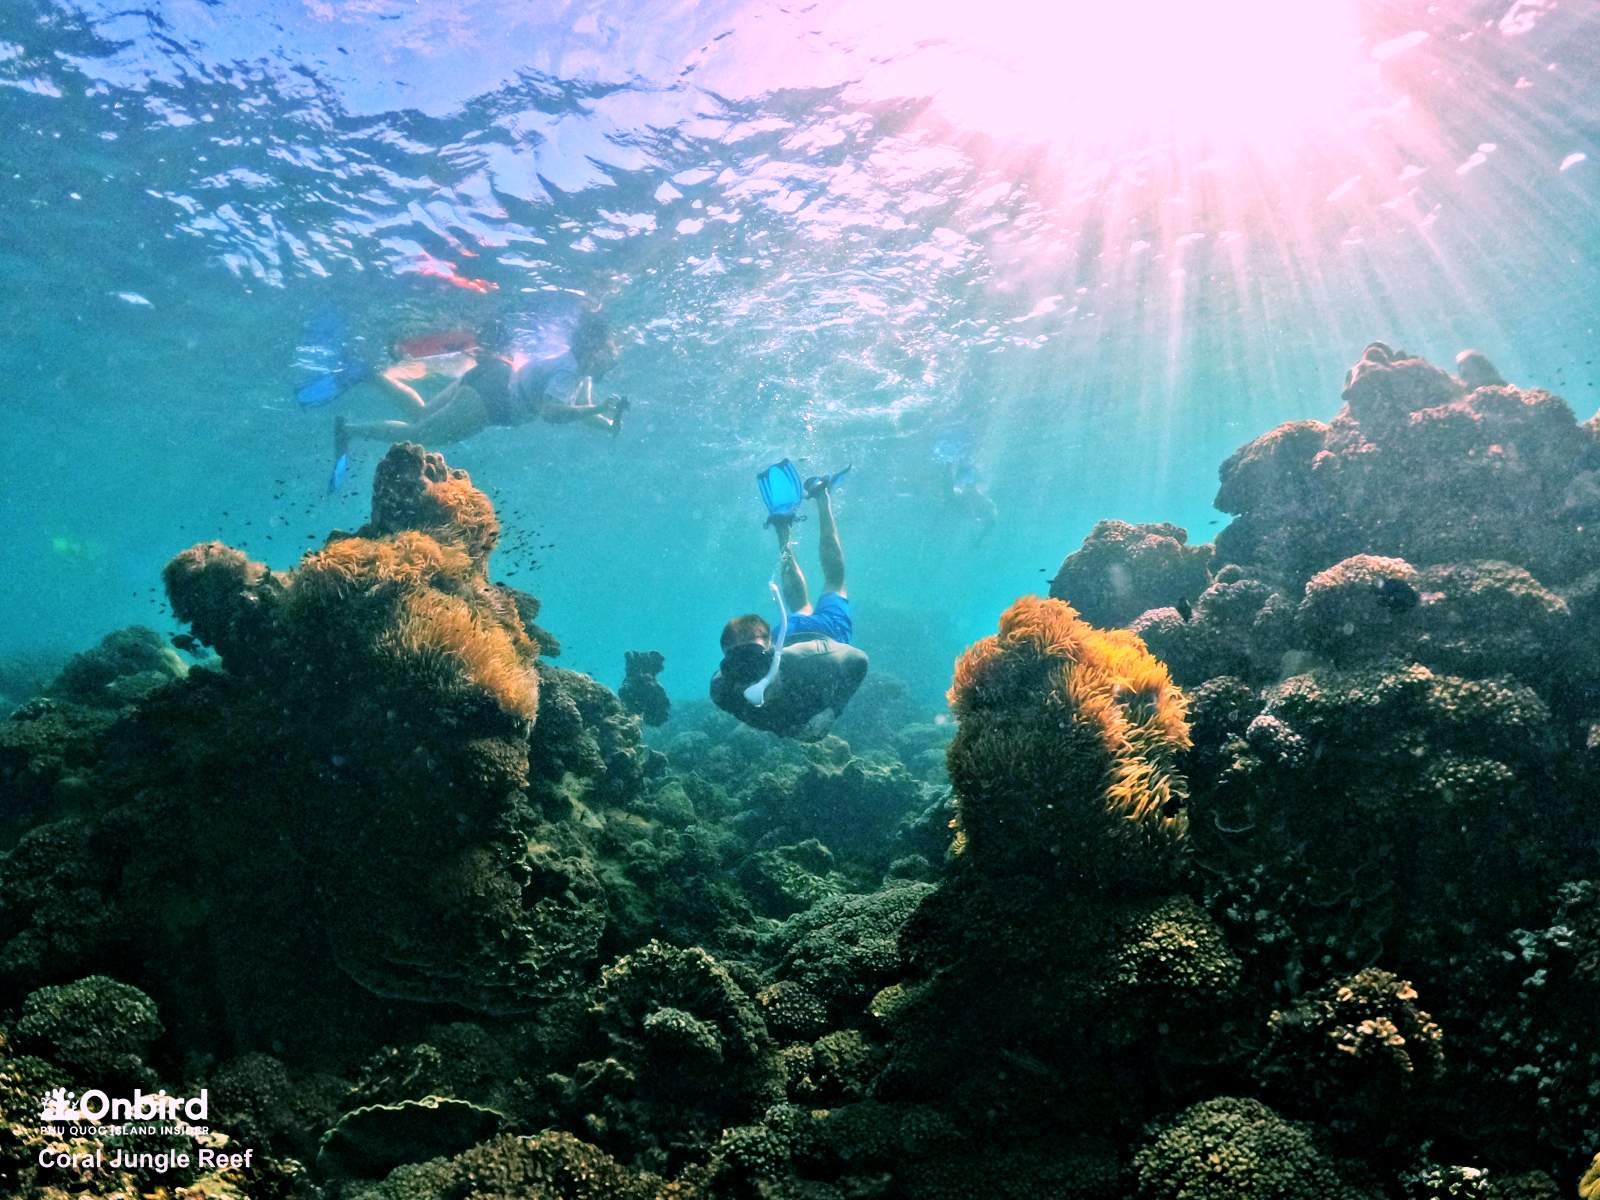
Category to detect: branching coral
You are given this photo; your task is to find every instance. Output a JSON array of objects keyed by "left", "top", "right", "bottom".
[
  {"left": 1257, "top": 968, "right": 1444, "bottom": 1129},
  {"left": 946, "top": 595, "right": 1190, "bottom": 887},
  {"left": 563, "top": 940, "right": 784, "bottom": 1172},
  {"left": 768, "top": 883, "right": 934, "bottom": 1020}
]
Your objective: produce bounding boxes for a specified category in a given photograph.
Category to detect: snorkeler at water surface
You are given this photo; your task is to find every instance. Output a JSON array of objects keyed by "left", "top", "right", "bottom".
[
  {"left": 334, "top": 309, "right": 629, "bottom": 458},
  {"left": 711, "top": 468, "right": 869, "bottom": 740}
]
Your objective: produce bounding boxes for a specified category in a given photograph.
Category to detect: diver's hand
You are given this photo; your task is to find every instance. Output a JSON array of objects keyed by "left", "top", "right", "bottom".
[{"left": 606, "top": 393, "right": 629, "bottom": 437}]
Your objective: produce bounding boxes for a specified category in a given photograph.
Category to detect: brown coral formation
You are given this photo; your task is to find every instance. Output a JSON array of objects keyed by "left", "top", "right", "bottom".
[
  {"left": 1049, "top": 519, "right": 1212, "bottom": 628},
  {"left": 1214, "top": 342, "right": 1598, "bottom": 588}
]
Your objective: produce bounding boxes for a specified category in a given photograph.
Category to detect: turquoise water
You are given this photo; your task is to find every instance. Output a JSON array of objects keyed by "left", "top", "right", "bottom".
[{"left": 1, "top": 0, "right": 1596, "bottom": 705}]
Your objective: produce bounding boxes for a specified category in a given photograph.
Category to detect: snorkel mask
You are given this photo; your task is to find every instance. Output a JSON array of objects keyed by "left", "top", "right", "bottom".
[{"left": 720, "top": 641, "right": 774, "bottom": 687}]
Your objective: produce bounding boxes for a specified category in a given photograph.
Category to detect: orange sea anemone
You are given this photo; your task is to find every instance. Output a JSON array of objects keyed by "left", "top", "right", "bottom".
[
  {"left": 947, "top": 595, "right": 1190, "bottom": 884},
  {"left": 420, "top": 474, "right": 500, "bottom": 565},
  {"left": 383, "top": 589, "right": 538, "bottom": 724},
  {"left": 294, "top": 531, "right": 474, "bottom": 603}
]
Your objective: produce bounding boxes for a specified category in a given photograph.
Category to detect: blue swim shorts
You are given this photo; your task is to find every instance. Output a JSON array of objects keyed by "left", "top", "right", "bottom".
[{"left": 784, "top": 592, "right": 852, "bottom": 645}]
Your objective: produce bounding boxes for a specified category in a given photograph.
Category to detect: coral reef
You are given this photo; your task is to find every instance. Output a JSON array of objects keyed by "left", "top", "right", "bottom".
[
  {"left": 1256, "top": 968, "right": 1445, "bottom": 1133},
  {"left": 346, "top": 1132, "right": 659, "bottom": 1200},
  {"left": 316, "top": 1097, "right": 504, "bottom": 1180},
  {"left": 11, "top": 975, "right": 162, "bottom": 1083},
  {"left": 556, "top": 940, "right": 783, "bottom": 1173},
  {"left": 1214, "top": 343, "right": 1597, "bottom": 588},
  {"left": 1132, "top": 1096, "right": 1380, "bottom": 1200},
  {"left": 44, "top": 626, "right": 186, "bottom": 708},
  {"left": 0, "top": 346, "right": 1594, "bottom": 1200}
]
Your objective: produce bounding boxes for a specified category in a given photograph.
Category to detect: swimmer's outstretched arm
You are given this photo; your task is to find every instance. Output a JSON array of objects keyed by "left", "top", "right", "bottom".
[{"left": 539, "top": 375, "right": 621, "bottom": 431}]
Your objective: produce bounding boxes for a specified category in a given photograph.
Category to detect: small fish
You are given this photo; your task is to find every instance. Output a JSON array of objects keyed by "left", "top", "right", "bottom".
[
  {"left": 998, "top": 1048, "right": 1062, "bottom": 1080},
  {"left": 1175, "top": 597, "right": 1192, "bottom": 622},
  {"left": 170, "top": 633, "right": 204, "bottom": 656},
  {"left": 1374, "top": 577, "right": 1420, "bottom": 613},
  {"left": 328, "top": 451, "right": 349, "bottom": 494}
]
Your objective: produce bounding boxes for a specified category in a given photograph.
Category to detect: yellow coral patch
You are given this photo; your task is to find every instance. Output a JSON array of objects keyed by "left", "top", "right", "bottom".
[{"left": 1580, "top": 1152, "right": 1600, "bottom": 1200}]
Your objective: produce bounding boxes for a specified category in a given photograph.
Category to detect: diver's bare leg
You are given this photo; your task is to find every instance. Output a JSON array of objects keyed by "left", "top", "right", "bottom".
[
  {"left": 814, "top": 488, "right": 845, "bottom": 595},
  {"left": 342, "top": 418, "right": 415, "bottom": 441},
  {"left": 347, "top": 377, "right": 465, "bottom": 437},
  {"left": 344, "top": 388, "right": 491, "bottom": 448},
  {"left": 773, "top": 518, "right": 810, "bottom": 613},
  {"left": 373, "top": 369, "right": 428, "bottom": 413}
]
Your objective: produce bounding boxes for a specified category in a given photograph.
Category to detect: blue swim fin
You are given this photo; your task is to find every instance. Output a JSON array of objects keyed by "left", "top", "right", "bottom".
[
  {"left": 757, "top": 459, "right": 805, "bottom": 526},
  {"left": 803, "top": 464, "right": 851, "bottom": 497},
  {"left": 296, "top": 359, "right": 372, "bottom": 410},
  {"left": 328, "top": 416, "right": 351, "bottom": 493}
]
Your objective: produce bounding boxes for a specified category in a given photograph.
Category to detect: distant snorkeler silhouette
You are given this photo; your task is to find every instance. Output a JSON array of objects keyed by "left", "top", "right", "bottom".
[
  {"left": 934, "top": 425, "right": 998, "bottom": 538},
  {"left": 332, "top": 308, "right": 629, "bottom": 469},
  {"left": 710, "top": 461, "right": 868, "bottom": 740}
]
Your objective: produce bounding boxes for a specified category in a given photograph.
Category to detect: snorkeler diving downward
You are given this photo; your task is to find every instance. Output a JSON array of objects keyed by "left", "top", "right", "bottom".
[{"left": 710, "top": 467, "right": 869, "bottom": 740}]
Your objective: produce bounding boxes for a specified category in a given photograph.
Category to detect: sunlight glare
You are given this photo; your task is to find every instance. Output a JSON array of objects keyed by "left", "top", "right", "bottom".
[{"left": 890, "top": 0, "right": 1366, "bottom": 155}]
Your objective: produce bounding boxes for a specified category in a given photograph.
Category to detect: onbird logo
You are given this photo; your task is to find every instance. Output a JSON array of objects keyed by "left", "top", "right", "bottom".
[{"left": 40, "top": 1088, "right": 80, "bottom": 1122}]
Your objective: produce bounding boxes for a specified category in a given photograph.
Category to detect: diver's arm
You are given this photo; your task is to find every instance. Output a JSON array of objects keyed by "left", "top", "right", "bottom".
[
  {"left": 711, "top": 670, "right": 785, "bottom": 734},
  {"left": 783, "top": 649, "right": 866, "bottom": 740},
  {"left": 544, "top": 373, "right": 602, "bottom": 413},
  {"left": 758, "top": 642, "right": 853, "bottom": 737},
  {"left": 538, "top": 374, "right": 620, "bottom": 431},
  {"left": 829, "top": 644, "right": 869, "bottom": 712}
]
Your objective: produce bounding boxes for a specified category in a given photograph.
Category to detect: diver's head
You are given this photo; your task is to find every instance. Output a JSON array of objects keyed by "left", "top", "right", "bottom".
[
  {"left": 720, "top": 613, "right": 771, "bottom": 653},
  {"left": 571, "top": 309, "right": 619, "bottom": 378},
  {"left": 477, "top": 316, "right": 514, "bottom": 356}
]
